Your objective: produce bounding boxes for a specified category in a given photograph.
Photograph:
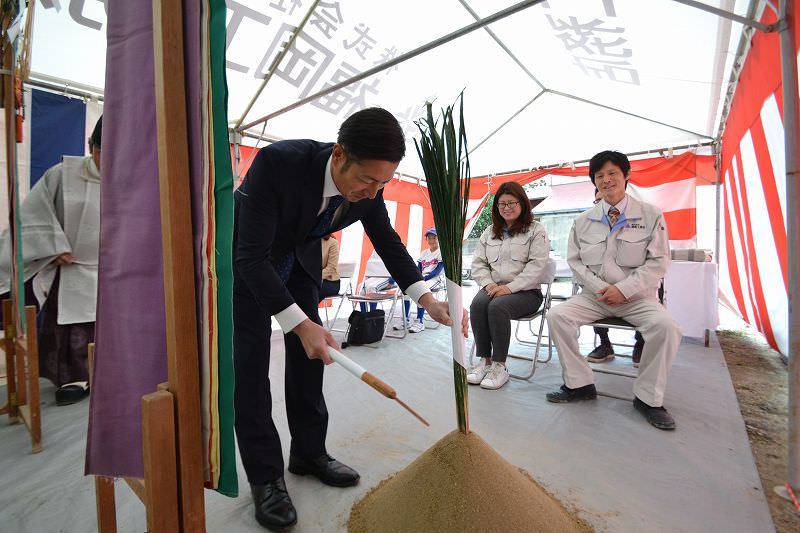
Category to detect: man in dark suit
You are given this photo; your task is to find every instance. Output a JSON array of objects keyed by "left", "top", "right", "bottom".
[{"left": 233, "top": 107, "right": 466, "bottom": 531}]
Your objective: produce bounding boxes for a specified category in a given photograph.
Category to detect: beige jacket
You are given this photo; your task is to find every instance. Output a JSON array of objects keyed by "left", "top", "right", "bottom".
[
  {"left": 568, "top": 194, "right": 670, "bottom": 301},
  {"left": 471, "top": 221, "right": 550, "bottom": 292},
  {"left": 321, "top": 237, "right": 340, "bottom": 281}
]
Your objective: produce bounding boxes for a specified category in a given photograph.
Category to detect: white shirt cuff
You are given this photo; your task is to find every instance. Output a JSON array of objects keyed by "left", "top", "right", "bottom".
[
  {"left": 275, "top": 303, "right": 307, "bottom": 333},
  {"left": 405, "top": 281, "right": 430, "bottom": 306}
]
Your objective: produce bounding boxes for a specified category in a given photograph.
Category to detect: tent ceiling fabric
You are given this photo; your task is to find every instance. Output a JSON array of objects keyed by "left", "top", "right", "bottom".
[{"left": 30, "top": 0, "right": 752, "bottom": 176}]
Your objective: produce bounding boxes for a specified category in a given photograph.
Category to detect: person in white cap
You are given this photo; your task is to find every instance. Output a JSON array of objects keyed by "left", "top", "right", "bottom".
[{"left": 393, "top": 227, "right": 444, "bottom": 333}]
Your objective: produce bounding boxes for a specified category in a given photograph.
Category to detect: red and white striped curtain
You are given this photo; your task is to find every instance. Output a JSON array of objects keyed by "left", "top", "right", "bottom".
[
  {"left": 718, "top": 3, "right": 793, "bottom": 355},
  {"left": 233, "top": 145, "right": 715, "bottom": 288}
]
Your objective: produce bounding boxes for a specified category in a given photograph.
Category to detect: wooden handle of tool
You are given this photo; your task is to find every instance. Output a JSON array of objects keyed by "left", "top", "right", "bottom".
[{"left": 362, "top": 372, "right": 396, "bottom": 399}]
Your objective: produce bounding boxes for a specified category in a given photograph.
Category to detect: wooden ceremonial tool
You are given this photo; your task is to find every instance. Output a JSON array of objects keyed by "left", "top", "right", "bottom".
[{"left": 328, "top": 347, "right": 429, "bottom": 427}]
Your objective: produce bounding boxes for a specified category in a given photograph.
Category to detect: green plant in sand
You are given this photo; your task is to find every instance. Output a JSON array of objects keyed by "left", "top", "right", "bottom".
[{"left": 414, "top": 94, "right": 471, "bottom": 434}]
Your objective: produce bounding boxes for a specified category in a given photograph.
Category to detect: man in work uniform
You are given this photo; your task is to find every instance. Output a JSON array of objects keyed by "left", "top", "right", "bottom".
[{"left": 545, "top": 150, "right": 681, "bottom": 430}]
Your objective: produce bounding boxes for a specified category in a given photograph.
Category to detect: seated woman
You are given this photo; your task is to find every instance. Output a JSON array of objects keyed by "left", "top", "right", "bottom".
[
  {"left": 468, "top": 181, "right": 551, "bottom": 390},
  {"left": 318, "top": 234, "right": 341, "bottom": 300}
]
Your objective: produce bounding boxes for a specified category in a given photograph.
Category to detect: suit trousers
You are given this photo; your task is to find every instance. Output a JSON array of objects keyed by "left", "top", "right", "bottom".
[
  {"left": 546, "top": 294, "right": 681, "bottom": 406},
  {"left": 233, "top": 266, "right": 329, "bottom": 484}
]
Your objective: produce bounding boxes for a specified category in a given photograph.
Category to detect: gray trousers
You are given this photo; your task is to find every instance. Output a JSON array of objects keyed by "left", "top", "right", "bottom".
[
  {"left": 547, "top": 294, "right": 681, "bottom": 406},
  {"left": 470, "top": 288, "right": 543, "bottom": 363}
]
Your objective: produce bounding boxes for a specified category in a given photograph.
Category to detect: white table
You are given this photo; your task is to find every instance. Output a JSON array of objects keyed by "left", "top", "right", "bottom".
[{"left": 664, "top": 261, "right": 719, "bottom": 344}]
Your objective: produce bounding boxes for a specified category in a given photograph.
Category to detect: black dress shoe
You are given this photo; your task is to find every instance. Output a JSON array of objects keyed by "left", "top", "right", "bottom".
[
  {"left": 586, "top": 343, "right": 615, "bottom": 363},
  {"left": 546, "top": 383, "right": 597, "bottom": 403},
  {"left": 55, "top": 383, "right": 90, "bottom": 406},
  {"left": 288, "top": 453, "right": 360, "bottom": 487},
  {"left": 251, "top": 478, "right": 297, "bottom": 531},
  {"left": 634, "top": 397, "right": 676, "bottom": 430}
]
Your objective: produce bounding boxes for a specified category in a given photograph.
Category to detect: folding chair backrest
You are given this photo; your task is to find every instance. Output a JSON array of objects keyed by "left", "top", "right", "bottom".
[{"left": 337, "top": 262, "right": 356, "bottom": 296}]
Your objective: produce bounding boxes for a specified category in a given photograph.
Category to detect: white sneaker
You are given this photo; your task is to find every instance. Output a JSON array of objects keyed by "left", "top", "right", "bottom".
[
  {"left": 467, "top": 359, "right": 490, "bottom": 385},
  {"left": 393, "top": 319, "right": 409, "bottom": 331},
  {"left": 480, "top": 362, "right": 509, "bottom": 390},
  {"left": 408, "top": 320, "right": 425, "bottom": 333}
]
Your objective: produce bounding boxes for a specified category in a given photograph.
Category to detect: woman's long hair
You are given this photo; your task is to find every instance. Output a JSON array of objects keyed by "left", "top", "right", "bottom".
[{"left": 491, "top": 181, "right": 532, "bottom": 240}]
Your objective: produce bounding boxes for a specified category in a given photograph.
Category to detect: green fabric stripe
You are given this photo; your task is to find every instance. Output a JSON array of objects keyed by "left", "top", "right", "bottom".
[
  {"left": 209, "top": 0, "right": 237, "bottom": 497},
  {"left": 12, "top": 39, "right": 25, "bottom": 330}
]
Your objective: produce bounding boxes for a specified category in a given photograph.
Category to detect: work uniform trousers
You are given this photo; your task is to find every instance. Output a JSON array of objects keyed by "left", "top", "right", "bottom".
[
  {"left": 546, "top": 294, "right": 681, "bottom": 406},
  {"left": 233, "top": 266, "right": 329, "bottom": 485},
  {"left": 470, "top": 288, "right": 543, "bottom": 363}
]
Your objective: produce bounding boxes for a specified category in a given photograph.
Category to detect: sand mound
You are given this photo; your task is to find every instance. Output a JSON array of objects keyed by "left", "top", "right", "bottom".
[{"left": 348, "top": 430, "right": 592, "bottom": 533}]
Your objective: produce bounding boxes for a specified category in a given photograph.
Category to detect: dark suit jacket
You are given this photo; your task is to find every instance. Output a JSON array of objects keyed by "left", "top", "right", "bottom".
[{"left": 234, "top": 139, "right": 422, "bottom": 317}]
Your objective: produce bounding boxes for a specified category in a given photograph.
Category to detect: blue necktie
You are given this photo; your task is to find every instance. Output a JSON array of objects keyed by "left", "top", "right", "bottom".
[
  {"left": 274, "top": 196, "right": 345, "bottom": 283},
  {"left": 309, "top": 195, "right": 345, "bottom": 239}
]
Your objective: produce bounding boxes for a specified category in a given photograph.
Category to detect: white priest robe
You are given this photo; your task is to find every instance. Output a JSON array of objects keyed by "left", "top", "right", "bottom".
[{"left": 0, "top": 155, "right": 100, "bottom": 324}]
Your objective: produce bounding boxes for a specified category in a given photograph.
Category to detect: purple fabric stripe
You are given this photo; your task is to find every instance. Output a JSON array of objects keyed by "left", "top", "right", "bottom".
[{"left": 85, "top": 2, "right": 167, "bottom": 478}]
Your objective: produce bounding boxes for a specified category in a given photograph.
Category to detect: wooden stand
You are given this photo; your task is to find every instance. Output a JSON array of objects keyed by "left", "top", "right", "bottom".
[
  {"left": 92, "top": 384, "right": 181, "bottom": 533},
  {"left": 93, "top": 0, "right": 207, "bottom": 530},
  {"left": 0, "top": 300, "right": 42, "bottom": 453}
]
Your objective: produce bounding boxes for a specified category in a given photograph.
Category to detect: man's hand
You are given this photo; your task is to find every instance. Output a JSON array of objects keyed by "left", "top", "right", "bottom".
[
  {"left": 597, "top": 285, "right": 627, "bottom": 305},
  {"left": 486, "top": 284, "right": 511, "bottom": 299},
  {"left": 293, "top": 319, "right": 339, "bottom": 364},
  {"left": 419, "top": 293, "right": 469, "bottom": 338},
  {"left": 53, "top": 253, "right": 75, "bottom": 266}
]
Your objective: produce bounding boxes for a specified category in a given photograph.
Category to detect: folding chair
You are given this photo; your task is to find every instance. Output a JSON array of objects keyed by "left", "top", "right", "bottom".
[
  {"left": 468, "top": 259, "right": 557, "bottom": 380},
  {"left": 583, "top": 279, "right": 667, "bottom": 399},
  {"left": 323, "top": 262, "right": 355, "bottom": 332},
  {"left": 346, "top": 279, "right": 406, "bottom": 342}
]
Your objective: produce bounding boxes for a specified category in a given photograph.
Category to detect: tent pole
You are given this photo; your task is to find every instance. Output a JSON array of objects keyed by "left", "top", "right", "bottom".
[
  {"left": 669, "top": 0, "right": 775, "bottom": 31},
  {"left": 548, "top": 90, "right": 713, "bottom": 140},
  {"left": 233, "top": 0, "right": 321, "bottom": 129},
  {"left": 778, "top": 0, "right": 800, "bottom": 494},
  {"left": 230, "top": 130, "right": 241, "bottom": 182},
  {"left": 237, "top": 0, "right": 547, "bottom": 132},
  {"left": 469, "top": 91, "right": 545, "bottom": 156},
  {"left": 489, "top": 141, "right": 716, "bottom": 176},
  {"left": 714, "top": 142, "right": 722, "bottom": 264}
]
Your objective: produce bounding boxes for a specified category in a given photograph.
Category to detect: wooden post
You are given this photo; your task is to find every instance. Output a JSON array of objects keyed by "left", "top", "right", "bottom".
[
  {"left": 23, "top": 306, "right": 41, "bottom": 452},
  {"left": 142, "top": 390, "right": 180, "bottom": 533},
  {"left": 151, "top": 0, "right": 206, "bottom": 530},
  {"left": 94, "top": 477, "right": 117, "bottom": 533},
  {"left": 1, "top": 299, "right": 19, "bottom": 421},
  {"left": 2, "top": 16, "right": 21, "bottom": 332}
]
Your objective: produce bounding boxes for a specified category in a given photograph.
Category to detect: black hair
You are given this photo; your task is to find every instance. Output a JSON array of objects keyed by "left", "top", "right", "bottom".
[
  {"left": 491, "top": 181, "right": 532, "bottom": 240},
  {"left": 337, "top": 107, "right": 405, "bottom": 162},
  {"left": 89, "top": 116, "right": 103, "bottom": 149},
  {"left": 588, "top": 150, "right": 630, "bottom": 184}
]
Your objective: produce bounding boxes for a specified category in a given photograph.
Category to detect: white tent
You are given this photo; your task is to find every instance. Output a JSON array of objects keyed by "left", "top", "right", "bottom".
[
  {"left": 31, "top": 0, "right": 747, "bottom": 177},
  {"left": 12, "top": 0, "right": 797, "bottom": 492}
]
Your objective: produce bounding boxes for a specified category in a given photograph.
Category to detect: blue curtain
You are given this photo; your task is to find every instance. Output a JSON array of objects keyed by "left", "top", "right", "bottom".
[{"left": 30, "top": 89, "right": 86, "bottom": 187}]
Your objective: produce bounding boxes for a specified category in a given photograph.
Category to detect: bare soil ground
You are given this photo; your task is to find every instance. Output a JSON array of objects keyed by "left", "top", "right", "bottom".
[{"left": 717, "top": 327, "right": 799, "bottom": 533}]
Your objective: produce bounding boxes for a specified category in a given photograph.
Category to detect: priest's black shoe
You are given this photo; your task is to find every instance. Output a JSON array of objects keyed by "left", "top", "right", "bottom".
[
  {"left": 288, "top": 453, "right": 360, "bottom": 487},
  {"left": 546, "top": 383, "right": 597, "bottom": 403},
  {"left": 634, "top": 397, "right": 676, "bottom": 430},
  {"left": 251, "top": 478, "right": 297, "bottom": 531}
]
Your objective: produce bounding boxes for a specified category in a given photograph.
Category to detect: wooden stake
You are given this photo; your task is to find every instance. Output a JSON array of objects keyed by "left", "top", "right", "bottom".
[
  {"left": 95, "top": 476, "right": 117, "bottom": 533},
  {"left": 143, "top": 390, "right": 180, "bottom": 533},
  {"left": 2, "top": 299, "right": 18, "bottom": 421},
  {"left": 152, "top": 0, "right": 206, "bottom": 530}
]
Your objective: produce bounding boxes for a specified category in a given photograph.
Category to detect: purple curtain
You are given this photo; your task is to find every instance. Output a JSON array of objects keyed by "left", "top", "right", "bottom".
[{"left": 85, "top": 1, "right": 170, "bottom": 478}]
